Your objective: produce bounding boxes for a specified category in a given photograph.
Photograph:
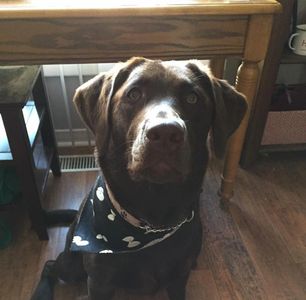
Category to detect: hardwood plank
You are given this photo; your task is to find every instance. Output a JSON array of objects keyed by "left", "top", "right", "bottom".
[
  {"left": 44, "top": 171, "right": 98, "bottom": 211},
  {"left": 187, "top": 270, "right": 220, "bottom": 300},
  {"left": 1, "top": 153, "right": 306, "bottom": 299},
  {"left": 230, "top": 158, "right": 306, "bottom": 299},
  {"left": 200, "top": 162, "right": 265, "bottom": 300},
  {"left": 0, "top": 172, "right": 97, "bottom": 300},
  {"left": 250, "top": 155, "right": 306, "bottom": 263}
]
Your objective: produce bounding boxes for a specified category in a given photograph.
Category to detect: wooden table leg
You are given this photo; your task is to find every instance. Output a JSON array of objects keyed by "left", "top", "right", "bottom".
[
  {"left": 209, "top": 58, "right": 225, "bottom": 79},
  {"left": 2, "top": 109, "right": 49, "bottom": 240},
  {"left": 220, "top": 60, "right": 259, "bottom": 200},
  {"left": 219, "top": 14, "right": 274, "bottom": 201},
  {"left": 33, "top": 72, "right": 61, "bottom": 177}
]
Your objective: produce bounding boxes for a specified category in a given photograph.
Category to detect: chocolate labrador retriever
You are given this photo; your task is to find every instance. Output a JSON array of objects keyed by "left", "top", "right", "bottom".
[{"left": 31, "top": 57, "right": 246, "bottom": 300}]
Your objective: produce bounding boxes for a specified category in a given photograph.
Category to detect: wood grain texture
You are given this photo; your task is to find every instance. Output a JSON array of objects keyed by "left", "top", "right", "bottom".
[
  {"left": 2, "top": 153, "right": 306, "bottom": 299},
  {"left": 0, "top": 16, "right": 247, "bottom": 64},
  {"left": 243, "top": 15, "right": 274, "bottom": 62},
  {"left": 220, "top": 14, "right": 274, "bottom": 200},
  {"left": 200, "top": 162, "right": 265, "bottom": 300},
  {"left": 221, "top": 61, "right": 260, "bottom": 200},
  {"left": 230, "top": 154, "right": 306, "bottom": 299}
]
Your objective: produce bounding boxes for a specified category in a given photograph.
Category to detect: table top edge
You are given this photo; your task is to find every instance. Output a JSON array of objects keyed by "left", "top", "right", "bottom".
[{"left": 0, "top": 2, "right": 282, "bottom": 19}]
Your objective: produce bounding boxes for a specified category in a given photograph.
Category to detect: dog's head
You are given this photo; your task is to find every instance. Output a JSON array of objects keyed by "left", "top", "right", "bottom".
[
  {"left": 74, "top": 57, "right": 246, "bottom": 182},
  {"left": 73, "top": 57, "right": 246, "bottom": 226}
]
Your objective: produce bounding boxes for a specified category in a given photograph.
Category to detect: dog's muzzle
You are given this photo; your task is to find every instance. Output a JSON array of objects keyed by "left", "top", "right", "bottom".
[{"left": 128, "top": 102, "right": 190, "bottom": 183}]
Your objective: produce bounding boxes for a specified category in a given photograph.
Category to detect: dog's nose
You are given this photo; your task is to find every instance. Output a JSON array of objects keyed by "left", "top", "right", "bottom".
[{"left": 146, "top": 123, "right": 184, "bottom": 152}]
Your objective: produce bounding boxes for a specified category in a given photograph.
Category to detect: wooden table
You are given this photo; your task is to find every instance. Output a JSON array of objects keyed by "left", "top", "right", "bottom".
[{"left": 0, "top": 0, "right": 281, "bottom": 201}]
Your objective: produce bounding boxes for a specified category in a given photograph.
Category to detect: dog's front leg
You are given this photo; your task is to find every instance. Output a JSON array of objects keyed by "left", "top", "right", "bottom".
[
  {"left": 166, "top": 273, "right": 189, "bottom": 300},
  {"left": 87, "top": 276, "right": 115, "bottom": 300}
]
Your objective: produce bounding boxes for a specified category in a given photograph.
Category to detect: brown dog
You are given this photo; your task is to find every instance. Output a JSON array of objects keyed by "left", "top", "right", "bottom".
[{"left": 31, "top": 57, "right": 246, "bottom": 300}]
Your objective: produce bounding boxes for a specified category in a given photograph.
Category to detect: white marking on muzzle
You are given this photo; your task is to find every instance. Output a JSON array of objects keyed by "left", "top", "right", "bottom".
[
  {"left": 144, "top": 102, "right": 186, "bottom": 133},
  {"left": 131, "top": 102, "right": 186, "bottom": 163}
]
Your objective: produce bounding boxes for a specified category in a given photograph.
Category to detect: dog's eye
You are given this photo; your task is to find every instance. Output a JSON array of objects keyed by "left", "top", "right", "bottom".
[
  {"left": 186, "top": 93, "right": 198, "bottom": 104},
  {"left": 127, "top": 87, "right": 142, "bottom": 102}
]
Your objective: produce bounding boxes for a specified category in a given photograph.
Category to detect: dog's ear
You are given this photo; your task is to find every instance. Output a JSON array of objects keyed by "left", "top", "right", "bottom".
[
  {"left": 73, "top": 57, "right": 148, "bottom": 136},
  {"left": 186, "top": 61, "right": 247, "bottom": 158},
  {"left": 210, "top": 78, "right": 247, "bottom": 158},
  {"left": 73, "top": 72, "right": 106, "bottom": 134}
]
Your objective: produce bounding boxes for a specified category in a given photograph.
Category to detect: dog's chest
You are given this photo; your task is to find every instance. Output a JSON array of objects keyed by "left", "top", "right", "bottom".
[
  {"left": 69, "top": 176, "right": 195, "bottom": 255},
  {"left": 83, "top": 225, "right": 196, "bottom": 293}
]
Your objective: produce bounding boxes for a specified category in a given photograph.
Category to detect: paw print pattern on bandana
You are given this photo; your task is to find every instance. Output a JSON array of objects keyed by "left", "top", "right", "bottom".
[
  {"left": 96, "top": 234, "right": 108, "bottom": 242},
  {"left": 107, "top": 209, "right": 116, "bottom": 221},
  {"left": 122, "top": 236, "right": 141, "bottom": 248},
  {"left": 96, "top": 187, "right": 104, "bottom": 201},
  {"left": 72, "top": 236, "right": 89, "bottom": 247},
  {"left": 99, "top": 249, "right": 113, "bottom": 254}
]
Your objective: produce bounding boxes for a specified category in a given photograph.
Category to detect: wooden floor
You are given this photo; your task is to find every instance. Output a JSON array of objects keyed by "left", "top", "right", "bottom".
[{"left": 1, "top": 152, "right": 306, "bottom": 300}]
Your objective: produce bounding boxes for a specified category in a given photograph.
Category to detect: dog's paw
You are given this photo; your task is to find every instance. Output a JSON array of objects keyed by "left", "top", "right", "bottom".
[{"left": 72, "top": 236, "right": 89, "bottom": 246}]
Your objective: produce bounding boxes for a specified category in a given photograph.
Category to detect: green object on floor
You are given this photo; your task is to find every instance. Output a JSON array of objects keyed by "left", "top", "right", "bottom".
[
  {"left": 0, "top": 166, "right": 21, "bottom": 205},
  {"left": 0, "top": 218, "right": 12, "bottom": 249}
]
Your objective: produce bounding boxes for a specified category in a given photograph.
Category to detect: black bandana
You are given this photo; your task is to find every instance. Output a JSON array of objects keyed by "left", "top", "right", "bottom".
[{"left": 69, "top": 176, "right": 194, "bottom": 254}]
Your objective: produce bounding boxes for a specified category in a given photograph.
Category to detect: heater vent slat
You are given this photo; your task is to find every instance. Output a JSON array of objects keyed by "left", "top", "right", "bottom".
[{"left": 59, "top": 155, "right": 99, "bottom": 172}]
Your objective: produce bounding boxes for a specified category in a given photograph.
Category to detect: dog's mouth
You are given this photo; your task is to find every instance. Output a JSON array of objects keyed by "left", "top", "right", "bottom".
[
  {"left": 128, "top": 157, "right": 188, "bottom": 184},
  {"left": 127, "top": 137, "right": 191, "bottom": 183},
  {"left": 150, "top": 161, "right": 177, "bottom": 176}
]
